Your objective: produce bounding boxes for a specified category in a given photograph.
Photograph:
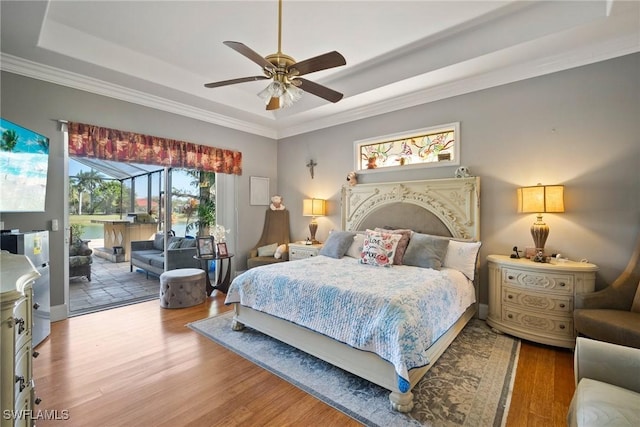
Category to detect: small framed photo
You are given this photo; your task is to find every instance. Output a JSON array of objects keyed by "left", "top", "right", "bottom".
[
  {"left": 196, "top": 236, "right": 215, "bottom": 258},
  {"left": 216, "top": 242, "right": 228, "bottom": 257}
]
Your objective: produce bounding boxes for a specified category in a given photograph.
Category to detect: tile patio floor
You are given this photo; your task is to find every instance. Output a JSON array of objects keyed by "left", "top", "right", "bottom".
[{"left": 69, "top": 240, "right": 160, "bottom": 316}]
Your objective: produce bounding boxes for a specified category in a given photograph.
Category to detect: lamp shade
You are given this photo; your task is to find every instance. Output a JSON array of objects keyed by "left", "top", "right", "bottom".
[
  {"left": 517, "top": 185, "right": 565, "bottom": 213},
  {"left": 303, "top": 198, "right": 326, "bottom": 217}
]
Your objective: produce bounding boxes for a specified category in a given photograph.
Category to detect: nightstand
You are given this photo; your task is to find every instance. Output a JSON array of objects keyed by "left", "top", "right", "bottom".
[
  {"left": 486, "top": 254, "right": 599, "bottom": 348},
  {"left": 289, "top": 242, "right": 323, "bottom": 261}
]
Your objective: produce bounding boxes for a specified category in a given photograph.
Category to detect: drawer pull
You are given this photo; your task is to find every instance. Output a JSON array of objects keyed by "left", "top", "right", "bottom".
[
  {"left": 559, "top": 324, "right": 566, "bottom": 330},
  {"left": 507, "top": 314, "right": 513, "bottom": 319},
  {"left": 559, "top": 282, "right": 566, "bottom": 287},
  {"left": 507, "top": 295, "right": 513, "bottom": 299},
  {"left": 15, "top": 375, "right": 25, "bottom": 392},
  {"left": 508, "top": 275, "right": 515, "bottom": 280},
  {"left": 559, "top": 303, "right": 566, "bottom": 308},
  {"left": 14, "top": 317, "right": 25, "bottom": 334}
]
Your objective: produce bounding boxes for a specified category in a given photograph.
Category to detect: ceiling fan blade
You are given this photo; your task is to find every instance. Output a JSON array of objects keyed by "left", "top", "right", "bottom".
[
  {"left": 290, "top": 51, "right": 346, "bottom": 77},
  {"left": 295, "top": 78, "right": 343, "bottom": 103},
  {"left": 204, "top": 76, "right": 269, "bottom": 88},
  {"left": 223, "top": 41, "right": 274, "bottom": 71}
]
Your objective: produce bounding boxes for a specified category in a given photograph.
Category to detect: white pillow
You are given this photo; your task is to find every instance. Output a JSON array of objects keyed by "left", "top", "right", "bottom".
[
  {"left": 274, "top": 244, "right": 287, "bottom": 259},
  {"left": 257, "top": 242, "right": 278, "bottom": 257},
  {"left": 443, "top": 240, "right": 482, "bottom": 281},
  {"left": 345, "top": 233, "right": 365, "bottom": 259}
]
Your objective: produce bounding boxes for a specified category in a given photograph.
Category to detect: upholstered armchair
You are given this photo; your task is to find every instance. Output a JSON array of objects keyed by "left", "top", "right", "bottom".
[
  {"left": 574, "top": 233, "right": 640, "bottom": 349},
  {"left": 69, "top": 236, "right": 93, "bottom": 281},
  {"left": 247, "top": 209, "right": 291, "bottom": 269},
  {"left": 567, "top": 337, "right": 640, "bottom": 427}
]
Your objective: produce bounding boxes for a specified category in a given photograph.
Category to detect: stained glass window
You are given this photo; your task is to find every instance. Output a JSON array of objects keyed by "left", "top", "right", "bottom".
[{"left": 355, "top": 123, "right": 459, "bottom": 171}]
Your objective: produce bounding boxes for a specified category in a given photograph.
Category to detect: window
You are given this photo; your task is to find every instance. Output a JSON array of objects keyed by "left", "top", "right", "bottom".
[{"left": 354, "top": 122, "right": 459, "bottom": 172}]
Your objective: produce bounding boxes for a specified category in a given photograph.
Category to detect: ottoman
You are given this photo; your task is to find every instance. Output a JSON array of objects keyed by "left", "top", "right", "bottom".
[{"left": 159, "top": 268, "right": 207, "bottom": 308}]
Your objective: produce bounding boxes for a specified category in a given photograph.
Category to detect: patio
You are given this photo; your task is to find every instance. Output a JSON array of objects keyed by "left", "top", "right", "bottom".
[{"left": 69, "top": 239, "right": 160, "bottom": 316}]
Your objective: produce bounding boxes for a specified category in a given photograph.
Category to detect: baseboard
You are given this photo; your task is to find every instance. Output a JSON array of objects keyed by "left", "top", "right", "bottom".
[
  {"left": 478, "top": 303, "right": 488, "bottom": 320},
  {"left": 51, "top": 303, "right": 68, "bottom": 322}
]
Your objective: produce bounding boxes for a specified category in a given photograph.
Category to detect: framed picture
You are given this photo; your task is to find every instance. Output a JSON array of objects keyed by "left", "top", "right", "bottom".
[
  {"left": 196, "top": 236, "right": 215, "bottom": 258},
  {"left": 216, "top": 242, "right": 228, "bottom": 257},
  {"left": 250, "top": 176, "right": 270, "bottom": 205}
]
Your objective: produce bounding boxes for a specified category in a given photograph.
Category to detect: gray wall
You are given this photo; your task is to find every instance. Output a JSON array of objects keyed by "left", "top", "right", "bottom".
[
  {"left": 278, "top": 53, "right": 640, "bottom": 303},
  {"left": 2, "top": 53, "right": 638, "bottom": 312},
  {"left": 0, "top": 71, "right": 278, "bottom": 312}
]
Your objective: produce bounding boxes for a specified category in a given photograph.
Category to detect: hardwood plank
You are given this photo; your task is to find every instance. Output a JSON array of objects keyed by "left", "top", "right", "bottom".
[
  {"left": 33, "top": 295, "right": 360, "bottom": 426},
  {"left": 505, "top": 341, "right": 575, "bottom": 427},
  {"left": 32, "top": 295, "right": 575, "bottom": 426}
]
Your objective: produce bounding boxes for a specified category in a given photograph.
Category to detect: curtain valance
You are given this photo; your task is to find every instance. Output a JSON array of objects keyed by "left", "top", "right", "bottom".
[{"left": 67, "top": 122, "right": 242, "bottom": 175}]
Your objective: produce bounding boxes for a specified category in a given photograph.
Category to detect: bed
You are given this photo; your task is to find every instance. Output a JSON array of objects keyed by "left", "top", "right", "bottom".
[{"left": 225, "top": 177, "right": 480, "bottom": 412}]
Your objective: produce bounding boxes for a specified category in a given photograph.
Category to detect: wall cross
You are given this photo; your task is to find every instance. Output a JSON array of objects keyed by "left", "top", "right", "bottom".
[{"left": 306, "top": 159, "right": 317, "bottom": 179}]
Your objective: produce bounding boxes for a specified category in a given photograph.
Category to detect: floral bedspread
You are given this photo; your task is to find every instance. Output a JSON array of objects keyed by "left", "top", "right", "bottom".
[{"left": 224, "top": 255, "right": 476, "bottom": 392}]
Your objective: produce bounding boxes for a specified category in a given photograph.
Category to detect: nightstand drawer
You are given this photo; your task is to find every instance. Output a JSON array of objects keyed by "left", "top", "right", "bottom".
[
  {"left": 503, "top": 287, "right": 572, "bottom": 313},
  {"left": 502, "top": 307, "right": 572, "bottom": 337},
  {"left": 503, "top": 268, "right": 573, "bottom": 293}
]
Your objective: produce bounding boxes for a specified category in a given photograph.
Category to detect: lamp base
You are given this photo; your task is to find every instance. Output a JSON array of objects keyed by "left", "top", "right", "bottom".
[
  {"left": 309, "top": 221, "right": 319, "bottom": 245},
  {"left": 531, "top": 214, "right": 549, "bottom": 255}
]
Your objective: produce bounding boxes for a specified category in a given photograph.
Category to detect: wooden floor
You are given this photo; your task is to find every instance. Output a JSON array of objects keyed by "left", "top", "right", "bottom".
[{"left": 32, "top": 294, "right": 574, "bottom": 426}]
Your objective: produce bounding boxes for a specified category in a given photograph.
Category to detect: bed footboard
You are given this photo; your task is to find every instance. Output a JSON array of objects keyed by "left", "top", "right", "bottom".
[{"left": 231, "top": 303, "right": 476, "bottom": 412}]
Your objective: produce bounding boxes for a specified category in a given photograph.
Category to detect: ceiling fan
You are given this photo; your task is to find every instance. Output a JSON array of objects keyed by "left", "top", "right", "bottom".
[{"left": 204, "top": 0, "right": 346, "bottom": 111}]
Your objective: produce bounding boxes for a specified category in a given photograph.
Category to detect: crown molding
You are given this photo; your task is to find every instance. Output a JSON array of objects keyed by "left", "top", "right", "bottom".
[{"left": 0, "top": 53, "right": 278, "bottom": 139}]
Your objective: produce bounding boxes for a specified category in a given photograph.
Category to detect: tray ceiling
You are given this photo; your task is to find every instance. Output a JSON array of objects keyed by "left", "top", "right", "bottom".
[{"left": 1, "top": 1, "right": 638, "bottom": 138}]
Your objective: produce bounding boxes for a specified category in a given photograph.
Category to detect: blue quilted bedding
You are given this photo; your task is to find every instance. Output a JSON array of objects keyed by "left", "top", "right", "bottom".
[{"left": 224, "top": 255, "right": 476, "bottom": 392}]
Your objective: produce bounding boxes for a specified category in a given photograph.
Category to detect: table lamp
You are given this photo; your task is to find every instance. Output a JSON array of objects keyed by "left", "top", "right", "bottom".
[
  {"left": 517, "top": 184, "right": 564, "bottom": 254},
  {"left": 303, "top": 198, "right": 326, "bottom": 244}
]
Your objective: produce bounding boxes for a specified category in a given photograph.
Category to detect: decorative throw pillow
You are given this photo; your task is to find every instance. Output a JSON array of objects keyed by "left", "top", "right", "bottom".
[
  {"left": 167, "top": 239, "right": 183, "bottom": 250},
  {"left": 402, "top": 233, "right": 450, "bottom": 270},
  {"left": 359, "top": 229, "right": 401, "bottom": 267},
  {"left": 376, "top": 227, "right": 413, "bottom": 265},
  {"left": 274, "top": 244, "right": 287, "bottom": 259},
  {"left": 443, "top": 240, "right": 482, "bottom": 280},
  {"left": 153, "top": 233, "right": 164, "bottom": 251},
  {"left": 179, "top": 238, "right": 196, "bottom": 248},
  {"left": 319, "top": 231, "right": 356, "bottom": 259},
  {"left": 345, "top": 233, "right": 365, "bottom": 258},
  {"left": 257, "top": 243, "right": 278, "bottom": 257}
]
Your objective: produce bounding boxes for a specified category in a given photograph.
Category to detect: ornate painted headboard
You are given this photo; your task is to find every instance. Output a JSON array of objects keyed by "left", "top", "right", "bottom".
[{"left": 341, "top": 177, "right": 480, "bottom": 241}]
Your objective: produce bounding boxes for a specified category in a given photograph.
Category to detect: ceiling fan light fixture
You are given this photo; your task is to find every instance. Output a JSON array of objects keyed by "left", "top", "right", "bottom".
[
  {"left": 257, "top": 80, "right": 302, "bottom": 110},
  {"left": 281, "top": 83, "right": 303, "bottom": 108},
  {"left": 258, "top": 81, "right": 285, "bottom": 102}
]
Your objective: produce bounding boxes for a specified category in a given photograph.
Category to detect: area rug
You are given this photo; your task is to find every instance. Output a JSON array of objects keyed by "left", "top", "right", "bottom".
[{"left": 188, "top": 312, "right": 520, "bottom": 427}]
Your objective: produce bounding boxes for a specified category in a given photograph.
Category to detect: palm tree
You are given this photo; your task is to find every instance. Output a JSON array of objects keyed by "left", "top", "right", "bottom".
[
  {"left": 1, "top": 129, "right": 18, "bottom": 151},
  {"left": 36, "top": 136, "right": 49, "bottom": 153},
  {"left": 73, "top": 170, "right": 103, "bottom": 215}
]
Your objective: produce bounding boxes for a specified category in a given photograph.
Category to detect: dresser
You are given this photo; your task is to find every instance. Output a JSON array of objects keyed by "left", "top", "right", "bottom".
[
  {"left": 487, "top": 254, "right": 598, "bottom": 348},
  {"left": 289, "top": 242, "right": 323, "bottom": 261},
  {"left": 1, "top": 253, "right": 41, "bottom": 427}
]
